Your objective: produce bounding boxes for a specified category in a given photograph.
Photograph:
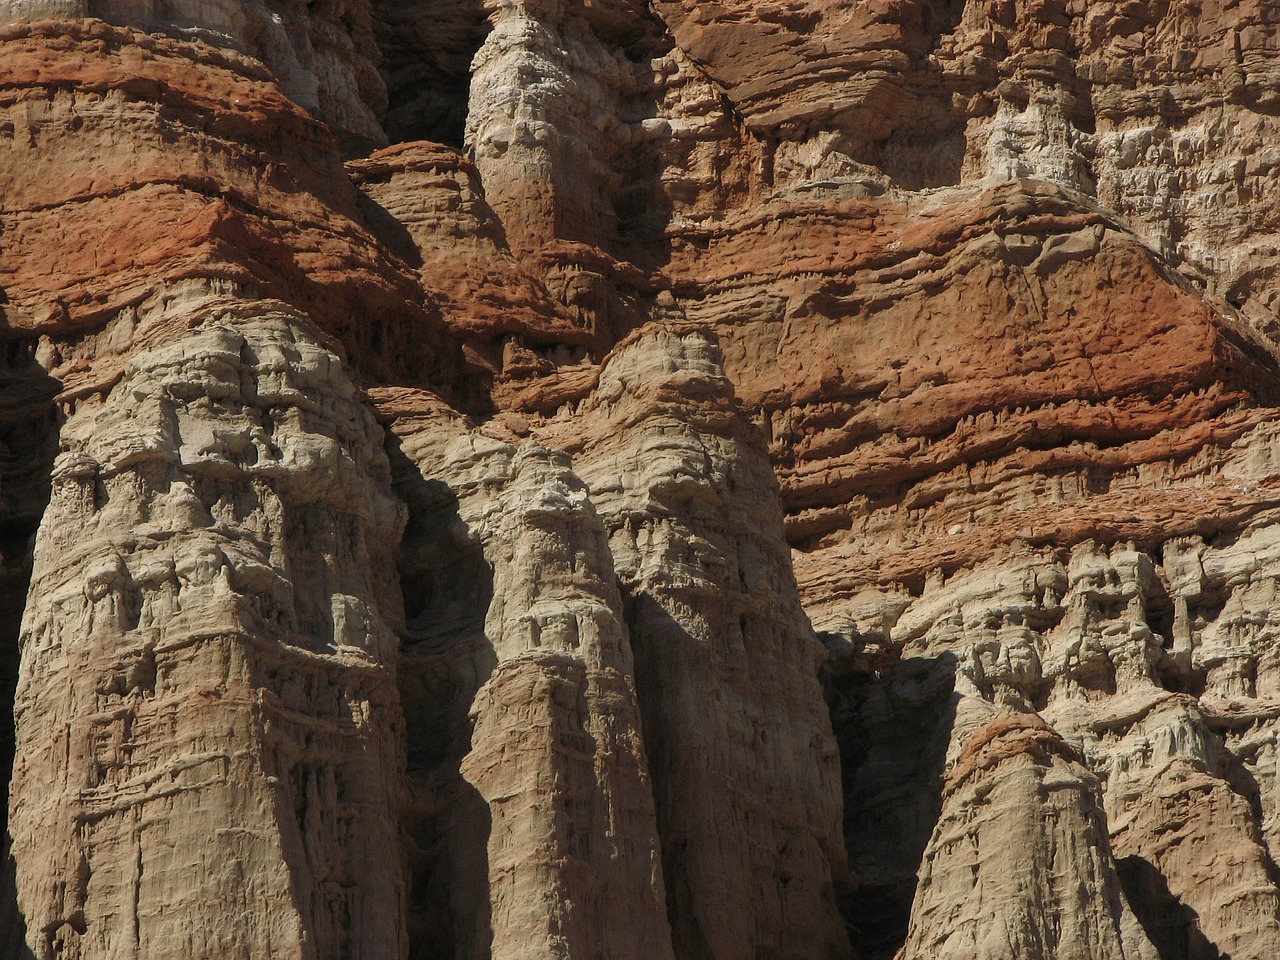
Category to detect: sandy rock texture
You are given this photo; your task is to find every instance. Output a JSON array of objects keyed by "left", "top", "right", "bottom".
[
  {"left": 378, "top": 387, "right": 675, "bottom": 960},
  {"left": 548, "top": 327, "right": 850, "bottom": 960},
  {"left": 8, "top": 1, "right": 1280, "bottom": 960},
  {"left": 901, "top": 713, "right": 1157, "bottom": 960},
  {"left": 0, "top": 0, "right": 387, "bottom": 144},
  {"left": 11, "top": 306, "right": 409, "bottom": 960}
]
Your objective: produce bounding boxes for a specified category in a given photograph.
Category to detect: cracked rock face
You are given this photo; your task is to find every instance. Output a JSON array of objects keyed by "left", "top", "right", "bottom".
[{"left": 10, "top": 2, "right": 1280, "bottom": 960}]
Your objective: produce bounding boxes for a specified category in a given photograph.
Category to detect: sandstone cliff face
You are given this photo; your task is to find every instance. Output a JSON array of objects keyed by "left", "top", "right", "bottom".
[
  {"left": 901, "top": 713, "right": 1157, "bottom": 960},
  {"left": 0, "top": 0, "right": 387, "bottom": 145},
  {"left": 548, "top": 327, "right": 849, "bottom": 960},
  {"left": 7, "top": 3, "right": 1280, "bottom": 960},
  {"left": 380, "top": 389, "right": 674, "bottom": 960},
  {"left": 11, "top": 307, "right": 408, "bottom": 960}
]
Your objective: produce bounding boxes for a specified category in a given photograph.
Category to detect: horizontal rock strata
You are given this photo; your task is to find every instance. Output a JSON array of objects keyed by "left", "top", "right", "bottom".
[{"left": 9, "top": 2, "right": 1280, "bottom": 960}]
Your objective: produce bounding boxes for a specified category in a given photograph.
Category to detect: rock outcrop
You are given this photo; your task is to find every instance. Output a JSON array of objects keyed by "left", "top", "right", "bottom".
[
  {"left": 549, "top": 327, "right": 850, "bottom": 960},
  {"left": 11, "top": 307, "right": 408, "bottom": 960},
  {"left": 0, "top": 0, "right": 388, "bottom": 146},
  {"left": 901, "top": 712, "right": 1157, "bottom": 960},
  {"left": 380, "top": 389, "right": 675, "bottom": 960},
  {"left": 9, "top": 2, "right": 1280, "bottom": 960}
]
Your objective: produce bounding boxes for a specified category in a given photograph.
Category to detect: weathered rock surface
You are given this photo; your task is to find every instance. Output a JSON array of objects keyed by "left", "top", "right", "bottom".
[
  {"left": 0, "top": 19, "right": 451, "bottom": 384},
  {"left": 11, "top": 305, "right": 408, "bottom": 960},
  {"left": 901, "top": 712, "right": 1157, "bottom": 960},
  {"left": 546, "top": 326, "right": 851, "bottom": 960},
  {"left": 378, "top": 388, "right": 675, "bottom": 960},
  {"left": 0, "top": 0, "right": 388, "bottom": 145},
  {"left": 10, "top": 2, "right": 1280, "bottom": 960}
]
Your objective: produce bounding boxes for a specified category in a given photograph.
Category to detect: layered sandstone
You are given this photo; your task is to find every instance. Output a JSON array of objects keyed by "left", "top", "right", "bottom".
[
  {"left": 8, "top": 2, "right": 1280, "bottom": 960},
  {"left": 547, "top": 327, "right": 850, "bottom": 960},
  {"left": 901, "top": 713, "right": 1157, "bottom": 960},
  {"left": 0, "top": 0, "right": 387, "bottom": 145}
]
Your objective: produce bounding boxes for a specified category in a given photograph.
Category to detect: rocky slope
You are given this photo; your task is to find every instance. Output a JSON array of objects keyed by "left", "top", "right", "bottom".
[{"left": 6, "top": 2, "right": 1280, "bottom": 959}]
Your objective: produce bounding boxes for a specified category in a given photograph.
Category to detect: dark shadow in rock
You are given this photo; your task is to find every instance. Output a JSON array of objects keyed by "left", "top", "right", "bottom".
[
  {"left": 372, "top": 0, "right": 490, "bottom": 148},
  {"left": 387, "top": 436, "right": 497, "bottom": 960},
  {"left": 821, "top": 645, "right": 959, "bottom": 960},
  {"left": 622, "top": 585, "right": 853, "bottom": 960},
  {"left": 606, "top": 16, "right": 679, "bottom": 283},
  {"left": 0, "top": 842, "right": 33, "bottom": 960},
  {"left": 354, "top": 191, "right": 424, "bottom": 270},
  {"left": 1117, "top": 854, "right": 1227, "bottom": 960},
  {"left": 0, "top": 337, "right": 59, "bottom": 958},
  {"left": 862, "top": 118, "right": 969, "bottom": 191},
  {"left": 620, "top": 591, "right": 718, "bottom": 960}
]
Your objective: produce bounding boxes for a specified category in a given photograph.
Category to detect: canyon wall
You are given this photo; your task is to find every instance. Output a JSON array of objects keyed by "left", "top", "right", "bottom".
[{"left": 5, "top": 2, "right": 1280, "bottom": 959}]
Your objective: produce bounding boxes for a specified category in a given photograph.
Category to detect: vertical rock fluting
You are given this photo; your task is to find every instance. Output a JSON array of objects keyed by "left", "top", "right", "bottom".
[
  {"left": 466, "top": 0, "right": 662, "bottom": 253},
  {"left": 545, "top": 328, "right": 853, "bottom": 960},
  {"left": 0, "top": 20, "right": 430, "bottom": 958},
  {"left": 379, "top": 392, "right": 674, "bottom": 960},
  {"left": 372, "top": 322, "right": 853, "bottom": 960},
  {"left": 9, "top": 308, "right": 408, "bottom": 959},
  {"left": 463, "top": 0, "right": 671, "bottom": 348},
  {"left": 18, "top": 0, "right": 1280, "bottom": 958},
  {"left": 452, "top": 446, "right": 673, "bottom": 960},
  {"left": 0, "top": 343, "right": 58, "bottom": 960},
  {"left": 899, "top": 712, "right": 1157, "bottom": 960}
]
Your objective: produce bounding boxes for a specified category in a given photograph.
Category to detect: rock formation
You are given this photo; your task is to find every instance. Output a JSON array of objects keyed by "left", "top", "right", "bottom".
[
  {"left": 900, "top": 713, "right": 1157, "bottom": 960},
  {"left": 11, "top": 308, "right": 408, "bottom": 960},
  {"left": 7, "top": 3, "right": 1280, "bottom": 960}
]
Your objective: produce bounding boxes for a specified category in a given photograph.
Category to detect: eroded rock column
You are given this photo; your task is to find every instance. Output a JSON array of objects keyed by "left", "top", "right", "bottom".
[
  {"left": 9, "top": 306, "right": 407, "bottom": 960},
  {"left": 383, "top": 394, "right": 674, "bottom": 960},
  {"left": 550, "top": 326, "right": 854, "bottom": 960},
  {"left": 467, "top": 0, "right": 651, "bottom": 251},
  {"left": 900, "top": 711, "right": 1157, "bottom": 960}
]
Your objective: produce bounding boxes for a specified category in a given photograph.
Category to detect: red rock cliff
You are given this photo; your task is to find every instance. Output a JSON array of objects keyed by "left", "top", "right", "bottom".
[{"left": 4, "top": 3, "right": 1280, "bottom": 960}]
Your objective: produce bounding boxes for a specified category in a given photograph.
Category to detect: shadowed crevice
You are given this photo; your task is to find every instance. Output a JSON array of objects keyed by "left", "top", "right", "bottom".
[
  {"left": 621, "top": 592, "right": 712, "bottom": 960},
  {"left": 821, "top": 649, "right": 959, "bottom": 960},
  {"left": 386, "top": 438, "right": 496, "bottom": 960},
  {"left": 1118, "top": 855, "right": 1227, "bottom": 960},
  {"left": 0, "top": 339, "right": 60, "bottom": 959},
  {"left": 372, "top": 0, "right": 490, "bottom": 148}
]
